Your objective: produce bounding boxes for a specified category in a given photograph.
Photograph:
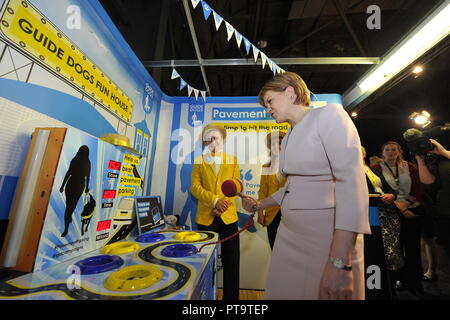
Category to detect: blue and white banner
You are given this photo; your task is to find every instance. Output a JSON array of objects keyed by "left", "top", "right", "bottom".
[
  {"left": 201, "top": 1, "right": 212, "bottom": 20},
  {"left": 171, "top": 69, "right": 180, "bottom": 80},
  {"left": 191, "top": 0, "right": 201, "bottom": 9},
  {"left": 213, "top": 10, "right": 223, "bottom": 30},
  {"left": 243, "top": 37, "right": 251, "bottom": 55},
  {"left": 225, "top": 21, "right": 235, "bottom": 42},
  {"left": 235, "top": 31, "right": 243, "bottom": 48},
  {"left": 252, "top": 45, "right": 260, "bottom": 63}
]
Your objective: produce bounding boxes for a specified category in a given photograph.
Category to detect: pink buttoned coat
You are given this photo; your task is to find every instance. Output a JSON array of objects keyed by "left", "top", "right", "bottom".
[{"left": 264, "top": 103, "right": 370, "bottom": 300}]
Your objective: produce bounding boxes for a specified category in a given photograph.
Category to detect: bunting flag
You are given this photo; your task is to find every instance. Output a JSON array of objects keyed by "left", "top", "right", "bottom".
[
  {"left": 252, "top": 45, "right": 260, "bottom": 63},
  {"left": 201, "top": 90, "right": 207, "bottom": 102},
  {"left": 235, "top": 32, "right": 243, "bottom": 48},
  {"left": 243, "top": 37, "right": 251, "bottom": 55},
  {"left": 260, "top": 52, "right": 267, "bottom": 68},
  {"left": 213, "top": 11, "right": 223, "bottom": 30},
  {"left": 225, "top": 21, "right": 235, "bottom": 41},
  {"left": 171, "top": 69, "right": 180, "bottom": 79},
  {"left": 272, "top": 63, "right": 278, "bottom": 75},
  {"left": 190, "top": 0, "right": 288, "bottom": 77},
  {"left": 191, "top": 0, "right": 201, "bottom": 9},
  {"left": 188, "top": 85, "right": 193, "bottom": 97},
  {"left": 180, "top": 78, "right": 187, "bottom": 91},
  {"left": 201, "top": 1, "right": 212, "bottom": 20},
  {"left": 194, "top": 89, "right": 199, "bottom": 100}
]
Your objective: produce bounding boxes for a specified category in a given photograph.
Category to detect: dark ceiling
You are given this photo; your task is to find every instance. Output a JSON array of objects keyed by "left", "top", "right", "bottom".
[{"left": 99, "top": 0, "right": 449, "bottom": 157}]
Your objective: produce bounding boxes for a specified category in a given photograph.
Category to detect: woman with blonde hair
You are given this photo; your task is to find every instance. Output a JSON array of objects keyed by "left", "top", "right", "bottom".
[
  {"left": 242, "top": 71, "right": 370, "bottom": 300},
  {"left": 258, "top": 131, "right": 286, "bottom": 249},
  {"left": 371, "top": 141, "right": 426, "bottom": 298}
]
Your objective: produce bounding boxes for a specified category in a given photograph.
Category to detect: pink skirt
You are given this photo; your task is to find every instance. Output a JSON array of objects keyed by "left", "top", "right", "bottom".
[{"left": 264, "top": 204, "right": 365, "bottom": 300}]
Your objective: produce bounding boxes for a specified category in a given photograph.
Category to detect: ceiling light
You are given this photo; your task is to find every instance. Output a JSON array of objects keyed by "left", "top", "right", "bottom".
[
  {"left": 409, "top": 110, "right": 431, "bottom": 128},
  {"left": 413, "top": 66, "right": 423, "bottom": 74},
  {"left": 351, "top": 112, "right": 358, "bottom": 118},
  {"left": 343, "top": 2, "right": 450, "bottom": 109},
  {"left": 358, "top": 3, "right": 450, "bottom": 91}
]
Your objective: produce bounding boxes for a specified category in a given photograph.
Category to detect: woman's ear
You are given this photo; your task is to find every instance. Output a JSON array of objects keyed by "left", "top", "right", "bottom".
[{"left": 285, "top": 86, "right": 296, "bottom": 101}]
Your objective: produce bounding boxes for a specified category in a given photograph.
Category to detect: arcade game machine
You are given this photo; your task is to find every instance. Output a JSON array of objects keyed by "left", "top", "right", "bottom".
[{"left": 0, "top": 127, "right": 219, "bottom": 300}]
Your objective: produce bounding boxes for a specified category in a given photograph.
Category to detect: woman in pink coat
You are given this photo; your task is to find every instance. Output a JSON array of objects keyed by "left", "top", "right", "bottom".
[{"left": 242, "top": 72, "right": 370, "bottom": 300}]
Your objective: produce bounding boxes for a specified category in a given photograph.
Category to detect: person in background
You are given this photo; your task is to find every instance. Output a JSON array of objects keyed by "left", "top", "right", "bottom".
[
  {"left": 258, "top": 131, "right": 286, "bottom": 250},
  {"left": 372, "top": 141, "right": 426, "bottom": 298},
  {"left": 362, "top": 146, "right": 403, "bottom": 300},
  {"left": 190, "top": 124, "right": 241, "bottom": 300},
  {"left": 242, "top": 71, "right": 370, "bottom": 300},
  {"left": 415, "top": 138, "right": 450, "bottom": 260}
]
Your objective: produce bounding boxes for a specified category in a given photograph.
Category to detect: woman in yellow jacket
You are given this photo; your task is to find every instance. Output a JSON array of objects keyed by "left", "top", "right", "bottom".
[
  {"left": 258, "top": 131, "right": 286, "bottom": 249},
  {"left": 190, "top": 124, "right": 240, "bottom": 300}
]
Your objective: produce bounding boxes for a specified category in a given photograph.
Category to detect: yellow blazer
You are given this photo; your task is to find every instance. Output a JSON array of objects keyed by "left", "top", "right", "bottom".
[
  {"left": 191, "top": 152, "right": 240, "bottom": 226},
  {"left": 258, "top": 165, "right": 287, "bottom": 225}
]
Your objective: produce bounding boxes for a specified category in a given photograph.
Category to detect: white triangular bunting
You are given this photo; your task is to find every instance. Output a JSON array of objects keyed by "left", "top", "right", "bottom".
[
  {"left": 171, "top": 69, "right": 180, "bottom": 79},
  {"left": 213, "top": 11, "right": 223, "bottom": 31},
  {"left": 194, "top": 89, "right": 199, "bottom": 100},
  {"left": 260, "top": 52, "right": 267, "bottom": 68},
  {"left": 268, "top": 59, "right": 274, "bottom": 71},
  {"left": 235, "top": 32, "right": 243, "bottom": 48},
  {"left": 252, "top": 45, "right": 260, "bottom": 63},
  {"left": 188, "top": 85, "right": 193, "bottom": 97},
  {"left": 191, "top": 0, "right": 200, "bottom": 8},
  {"left": 225, "top": 21, "right": 235, "bottom": 41},
  {"left": 201, "top": 91, "right": 206, "bottom": 102}
]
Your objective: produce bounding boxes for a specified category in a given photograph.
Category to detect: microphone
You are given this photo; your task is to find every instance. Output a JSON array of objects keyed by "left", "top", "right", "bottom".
[
  {"left": 197, "top": 179, "right": 255, "bottom": 253},
  {"left": 221, "top": 179, "right": 258, "bottom": 213},
  {"left": 221, "top": 179, "right": 244, "bottom": 198}
]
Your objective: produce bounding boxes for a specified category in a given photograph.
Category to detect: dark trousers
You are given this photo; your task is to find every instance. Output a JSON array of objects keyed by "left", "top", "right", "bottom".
[
  {"left": 397, "top": 207, "right": 424, "bottom": 291},
  {"left": 198, "top": 216, "right": 240, "bottom": 300},
  {"left": 364, "top": 226, "right": 393, "bottom": 300},
  {"left": 267, "top": 211, "right": 281, "bottom": 250}
]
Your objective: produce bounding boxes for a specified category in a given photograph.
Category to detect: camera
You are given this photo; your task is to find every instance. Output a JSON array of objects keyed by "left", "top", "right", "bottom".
[{"left": 403, "top": 128, "right": 434, "bottom": 156}]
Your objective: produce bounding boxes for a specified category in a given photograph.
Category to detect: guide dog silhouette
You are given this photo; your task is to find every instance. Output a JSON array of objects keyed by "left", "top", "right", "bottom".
[
  {"left": 81, "top": 193, "right": 96, "bottom": 236},
  {"left": 60, "top": 145, "right": 91, "bottom": 237}
]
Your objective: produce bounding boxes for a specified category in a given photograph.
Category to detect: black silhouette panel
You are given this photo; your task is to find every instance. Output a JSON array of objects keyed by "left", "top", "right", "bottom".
[{"left": 59, "top": 145, "right": 91, "bottom": 237}]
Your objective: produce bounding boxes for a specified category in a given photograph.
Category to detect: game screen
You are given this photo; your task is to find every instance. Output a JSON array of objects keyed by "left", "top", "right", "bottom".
[{"left": 135, "top": 196, "right": 165, "bottom": 235}]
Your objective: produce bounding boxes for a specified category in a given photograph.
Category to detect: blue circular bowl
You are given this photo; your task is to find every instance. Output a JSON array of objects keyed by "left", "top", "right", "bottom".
[
  {"left": 161, "top": 244, "right": 197, "bottom": 258},
  {"left": 135, "top": 233, "right": 166, "bottom": 243},
  {"left": 74, "top": 255, "right": 124, "bottom": 275}
]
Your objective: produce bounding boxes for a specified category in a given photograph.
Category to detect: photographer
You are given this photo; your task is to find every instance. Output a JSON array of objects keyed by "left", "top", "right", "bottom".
[{"left": 414, "top": 137, "right": 450, "bottom": 258}]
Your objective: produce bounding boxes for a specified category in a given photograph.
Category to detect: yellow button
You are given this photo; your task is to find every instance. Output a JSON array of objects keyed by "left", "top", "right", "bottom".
[
  {"left": 104, "top": 264, "right": 163, "bottom": 291},
  {"left": 101, "top": 241, "right": 140, "bottom": 255},
  {"left": 173, "top": 231, "right": 202, "bottom": 241}
]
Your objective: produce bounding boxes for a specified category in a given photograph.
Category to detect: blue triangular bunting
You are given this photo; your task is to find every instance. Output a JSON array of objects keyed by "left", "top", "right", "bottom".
[
  {"left": 180, "top": 78, "right": 187, "bottom": 91},
  {"left": 201, "top": 1, "right": 212, "bottom": 20},
  {"left": 243, "top": 37, "right": 251, "bottom": 55}
]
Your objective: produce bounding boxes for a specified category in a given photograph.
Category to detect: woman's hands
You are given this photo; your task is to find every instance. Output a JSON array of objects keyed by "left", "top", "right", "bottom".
[
  {"left": 380, "top": 193, "right": 395, "bottom": 204},
  {"left": 242, "top": 195, "right": 259, "bottom": 212},
  {"left": 429, "top": 139, "right": 449, "bottom": 158},
  {"left": 319, "top": 262, "right": 354, "bottom": 300},
  {"left": 213, "top": 198, "right": 229, "bottom": 216},
  {"left": 257, "top": 209, "right": 266, "bottom": 226}
]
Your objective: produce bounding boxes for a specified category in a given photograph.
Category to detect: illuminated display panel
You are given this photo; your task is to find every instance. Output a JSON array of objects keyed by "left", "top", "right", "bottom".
[{"left": 108, "top": 160, "right": 121, "bottom": 171}]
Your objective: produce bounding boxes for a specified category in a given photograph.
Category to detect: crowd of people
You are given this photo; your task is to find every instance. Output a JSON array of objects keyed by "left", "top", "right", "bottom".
[{"left": 189, "top": 71, "right": 449, "bottom": 300}]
